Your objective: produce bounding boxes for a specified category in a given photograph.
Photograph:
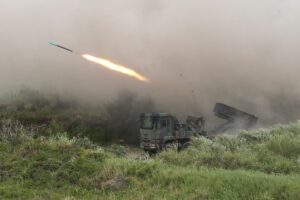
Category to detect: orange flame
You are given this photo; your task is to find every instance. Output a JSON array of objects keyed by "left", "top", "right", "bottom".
[{"left": 82, "top": 54, "right": 149, "bottom": 82}]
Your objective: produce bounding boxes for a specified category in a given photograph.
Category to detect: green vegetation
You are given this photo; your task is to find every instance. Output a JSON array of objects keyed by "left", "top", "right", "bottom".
[
  {"left": 0, "top": 88, "right": 155, "bottom": 144},
  {"left": 1, "top": 119, "right": 300, "bottom": 199},
  {"left": 159, "top": 124, "right": 300, "bottom": 174}
]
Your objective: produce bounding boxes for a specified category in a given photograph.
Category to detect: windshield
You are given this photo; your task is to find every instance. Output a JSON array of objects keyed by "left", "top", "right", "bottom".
[{"left": 140, "top": 116, "right": 154, "bottom": 129}]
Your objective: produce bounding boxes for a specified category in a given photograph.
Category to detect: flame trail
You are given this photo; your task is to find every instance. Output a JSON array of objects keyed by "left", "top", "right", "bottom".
[{"left": 82, "top": 54, "right": 149, "bottom": 82}]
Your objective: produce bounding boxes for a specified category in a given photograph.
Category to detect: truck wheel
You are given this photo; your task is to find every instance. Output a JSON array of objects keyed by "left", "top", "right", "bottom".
[
  {"left": 163, "top": 142, "right": 178, "bottom": 151},
  {"left": 180, "top": 142, "right": 192, "bottom": 151}
]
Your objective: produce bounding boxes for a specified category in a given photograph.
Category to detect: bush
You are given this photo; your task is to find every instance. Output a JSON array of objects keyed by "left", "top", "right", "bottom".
[
  {"left": 105, "top": 144, "right": 127, "bottom": 157},
  {"left": 0, "top": 119, "right": 35, "bottom": 145},
  {"left": 158, "top": 123, "right": 300, "bottom": 174},
  {"left": 267, "top": 134, "right": 300, "bottom": 158},
  {"left": 0, "top": 88, "right": 155, "bottom": 145},
  {"left": 1, "top": 108, "right": 300, "bottom": 199}
]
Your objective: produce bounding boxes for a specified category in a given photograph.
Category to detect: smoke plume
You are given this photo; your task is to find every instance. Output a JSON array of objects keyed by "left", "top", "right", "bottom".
[{"left": 1, "top": 0, "right": 300, "bottom": 125}]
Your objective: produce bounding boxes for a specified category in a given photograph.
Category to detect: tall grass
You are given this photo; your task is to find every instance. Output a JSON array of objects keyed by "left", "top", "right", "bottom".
[
  {"left": 158, "top": 123, "right": 300, "bottom": 174},
  {"left": 0, "top": 120, "right": 300, "bottom": 199},
  {"left": 0, "top": 88, "right": 155, "bottom": 144}
]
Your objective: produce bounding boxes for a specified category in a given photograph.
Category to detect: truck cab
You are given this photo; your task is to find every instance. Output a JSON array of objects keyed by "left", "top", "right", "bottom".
[
  {"left": 139, "top": 103, "right": 258, "bottom": 153},
  {"left": 139, "top": 113, "right": 205, "bottom": 153},
  {"left": 139, "top": 113, "right": 177, "bottom": 152}
]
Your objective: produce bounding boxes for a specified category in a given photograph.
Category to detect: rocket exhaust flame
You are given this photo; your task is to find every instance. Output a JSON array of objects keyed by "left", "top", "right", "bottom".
[
  {"left": 48, "top": 41, "right": 148, "bottom": 82},
  {"left": 82, "top": 54, "right": 149, "bottom": 82}
]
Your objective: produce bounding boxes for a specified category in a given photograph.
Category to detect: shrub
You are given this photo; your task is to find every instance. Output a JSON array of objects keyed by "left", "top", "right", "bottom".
[{"left": 158, "top": 122, "right": 300, "bottom": 174}]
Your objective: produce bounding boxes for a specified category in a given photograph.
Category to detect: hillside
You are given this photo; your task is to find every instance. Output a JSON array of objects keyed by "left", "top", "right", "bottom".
[
  {"left": 0, "top": 89, "right": 155, "bottom": 145},
  {"left": 1, "top": 120, "right": 300, "bottom": 199}
]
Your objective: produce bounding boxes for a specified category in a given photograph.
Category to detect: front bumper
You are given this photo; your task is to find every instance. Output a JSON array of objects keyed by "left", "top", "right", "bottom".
[{"left": 140, "top": 140, "right": 160, "bottom": 150}]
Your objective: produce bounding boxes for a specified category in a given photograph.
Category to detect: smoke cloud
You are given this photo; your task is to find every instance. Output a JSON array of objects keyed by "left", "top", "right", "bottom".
[{"left": 1, "top": 0, "right": 300, "bottom": 125}]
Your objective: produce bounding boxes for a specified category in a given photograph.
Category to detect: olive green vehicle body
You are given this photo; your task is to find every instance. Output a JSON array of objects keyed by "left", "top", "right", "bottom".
[
  {"left": 139, "top": 113, "right": 206, "bottom": 152},
  {"left": 139, "top": 103, "right": 258, "bottom": 153}
]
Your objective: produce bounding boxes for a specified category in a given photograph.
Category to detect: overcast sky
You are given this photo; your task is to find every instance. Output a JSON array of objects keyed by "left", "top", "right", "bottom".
[{"left": 1, "top": 0, "right": 300, "bottom": 124}]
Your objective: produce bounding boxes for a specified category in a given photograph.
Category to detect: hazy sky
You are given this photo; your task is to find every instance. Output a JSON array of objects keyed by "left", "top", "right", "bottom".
[{"left": 1, "top": 0, "right": 300, "bottom": 125}]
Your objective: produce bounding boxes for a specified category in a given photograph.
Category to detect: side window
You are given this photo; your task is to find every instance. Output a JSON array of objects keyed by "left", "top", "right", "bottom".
[
  {"left": 160, "top": 118, "right": 170, "bottom": 128},
  {"left": 160, "top": 119, "right": 167, "bottom": 128},
  {"left": 175, "top": 124, "right": 180, "bottom": 130}
]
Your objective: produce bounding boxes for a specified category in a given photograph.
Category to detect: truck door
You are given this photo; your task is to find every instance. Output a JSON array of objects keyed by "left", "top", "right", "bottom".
[{"left": 159, "top": 117, "right": 173, "bottom": 142}]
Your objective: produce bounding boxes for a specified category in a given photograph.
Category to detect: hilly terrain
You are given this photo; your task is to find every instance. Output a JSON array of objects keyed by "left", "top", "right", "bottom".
[
  {"left": 1, "top": 119, "right": 300, "bottom": 199},
  {"left": 0, "top": 89, "right": 300, "bottom": 199}
]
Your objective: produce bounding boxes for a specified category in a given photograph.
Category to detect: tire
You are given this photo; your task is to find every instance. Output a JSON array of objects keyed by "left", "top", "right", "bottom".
[
  {"left": 179, "top": 142, "right": 192, "bottom": 151},
  {"left": 163, "top": 142, "right": 178, "bottom": 151},
  {"left": 144, "top": 149, "right": 158, "bottom": 156}
]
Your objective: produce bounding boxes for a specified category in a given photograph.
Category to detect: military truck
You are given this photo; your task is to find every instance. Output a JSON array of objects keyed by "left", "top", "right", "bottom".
[{"left": 139, "top": 103, "right": 258, "bottom": 153}]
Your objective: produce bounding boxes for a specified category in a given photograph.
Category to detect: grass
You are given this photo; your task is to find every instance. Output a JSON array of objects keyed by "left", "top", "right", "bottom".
[
  {"left": 0, "top": 121, "right": 300, "bottom": 199},
  {"left": 158, "top": 123, "right": 300, "bottom": 174},
  {"left": 0, "top": 88, "right": 155, "bottom": 145}
]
